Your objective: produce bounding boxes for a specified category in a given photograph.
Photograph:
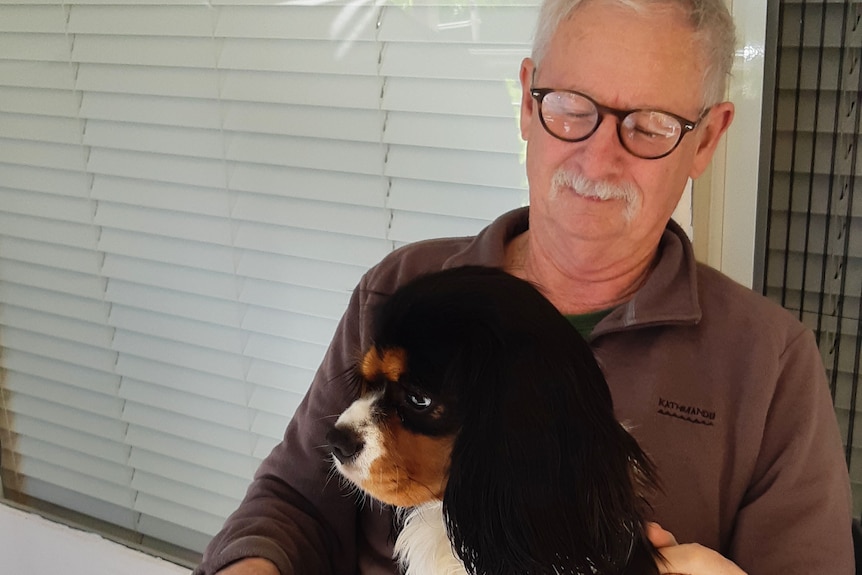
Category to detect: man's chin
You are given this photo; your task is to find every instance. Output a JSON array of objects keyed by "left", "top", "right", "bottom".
[{"left": 544, "top": 210, "right": 632, "bottom": 243}]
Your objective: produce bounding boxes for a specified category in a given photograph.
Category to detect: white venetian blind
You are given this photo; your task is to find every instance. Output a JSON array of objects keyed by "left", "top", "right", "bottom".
[{"left": 0, "top": 0, "right": 533, "bottom": 557}]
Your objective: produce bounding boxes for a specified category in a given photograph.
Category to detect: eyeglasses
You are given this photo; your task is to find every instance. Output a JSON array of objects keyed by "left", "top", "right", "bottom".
[{"left": 530, "top": 88, "right": 709, "bottom": 160}]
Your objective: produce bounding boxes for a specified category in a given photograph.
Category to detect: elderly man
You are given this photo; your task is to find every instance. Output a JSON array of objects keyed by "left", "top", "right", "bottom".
[{"left": 195, "top": 1, "right": 854, "bottom": 574}]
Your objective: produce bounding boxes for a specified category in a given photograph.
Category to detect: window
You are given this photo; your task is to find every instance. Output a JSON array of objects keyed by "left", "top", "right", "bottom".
[{"left": 0, "top": 0, "right": 533, "bottom": 560}]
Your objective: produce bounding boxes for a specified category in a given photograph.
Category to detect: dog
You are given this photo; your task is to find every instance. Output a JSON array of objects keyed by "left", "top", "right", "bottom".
[{"left": 327, "top": 266, "right": 660, "bottom": 575}]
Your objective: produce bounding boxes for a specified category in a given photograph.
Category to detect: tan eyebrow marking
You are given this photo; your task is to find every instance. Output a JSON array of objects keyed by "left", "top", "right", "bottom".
[{"left": 360, "top": 346, "right": 407, "bottom": 382}]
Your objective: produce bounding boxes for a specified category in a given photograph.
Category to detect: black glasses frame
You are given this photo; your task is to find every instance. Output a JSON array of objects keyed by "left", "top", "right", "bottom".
[{"left": 530, "top": 87, "right": 708, "bottom": 160}]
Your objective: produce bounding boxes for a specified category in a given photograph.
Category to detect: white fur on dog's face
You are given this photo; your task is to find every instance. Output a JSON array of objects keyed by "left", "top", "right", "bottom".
[
  {"left": 330, "top": 391, "right": 386, "bottom": 489},
  {"left": 329, "top": 347, "right": 455, "bottom": 508}
]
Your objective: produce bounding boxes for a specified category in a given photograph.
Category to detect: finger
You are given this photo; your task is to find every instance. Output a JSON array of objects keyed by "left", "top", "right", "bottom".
[
  {"left": 647, "top": 522, "right": 678, "bottom": 547},
  {"left": 656, "top": 543, "right": 749, "bottom": 575}
]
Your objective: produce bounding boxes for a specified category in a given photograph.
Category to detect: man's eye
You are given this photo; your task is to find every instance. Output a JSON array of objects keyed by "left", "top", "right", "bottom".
[
  {"left": 633, "top": 126, "right": 662, "bottom": 139},
  {"left": 560, "top": 111, "right": 595, "bottom": 121},
  {"left": 406, "top": 393, "right": 432, "bottom": 410}
]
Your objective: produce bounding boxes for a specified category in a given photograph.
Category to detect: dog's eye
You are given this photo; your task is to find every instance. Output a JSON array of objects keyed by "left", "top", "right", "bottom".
[{"left": 406, "top": 393, "right": 432, "bottom": 410}]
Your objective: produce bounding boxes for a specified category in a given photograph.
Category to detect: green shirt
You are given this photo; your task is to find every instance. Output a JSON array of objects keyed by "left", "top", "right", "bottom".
[{"left": 565, "top": 309, "right": 613, "bottom": 339}]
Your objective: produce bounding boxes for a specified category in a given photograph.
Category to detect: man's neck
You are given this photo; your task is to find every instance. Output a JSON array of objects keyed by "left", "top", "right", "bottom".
[{"left": 503, "top": 230, "right": 657, "bottom": 315}]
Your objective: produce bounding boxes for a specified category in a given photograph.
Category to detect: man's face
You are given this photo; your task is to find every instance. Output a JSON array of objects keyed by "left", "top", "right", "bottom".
[{"left": 519, "top": 1, "right": 733, "bottom": 257}]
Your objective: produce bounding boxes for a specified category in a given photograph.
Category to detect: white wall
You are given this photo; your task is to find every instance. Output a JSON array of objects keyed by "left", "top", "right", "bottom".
[
  {"left": 0, "top": 503, "right": 190, "bottom": 575},
  {"left": 718, "top": 0, "right": 769, "bottom": 287}
]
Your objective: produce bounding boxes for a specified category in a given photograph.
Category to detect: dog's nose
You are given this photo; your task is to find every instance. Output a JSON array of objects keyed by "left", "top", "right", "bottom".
[{"left": 326, "top": 426, "right": 364, "bottom": 463}]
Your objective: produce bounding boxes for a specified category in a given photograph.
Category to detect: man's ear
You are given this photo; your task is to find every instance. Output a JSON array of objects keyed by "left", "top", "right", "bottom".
[
  {"left": 689, "top": 101, "right": 735, "bottom": 179},
  {"left": 519, "top": 58, "right": 536, "bottom": 141}
]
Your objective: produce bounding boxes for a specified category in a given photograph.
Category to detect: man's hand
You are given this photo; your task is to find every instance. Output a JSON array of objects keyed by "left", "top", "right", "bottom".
[
  {"left": 647, "top": 523, "right": 749, "bottom": 575},
  {"left": 215, "top": 558, "right": 280, "bottom": 575}
]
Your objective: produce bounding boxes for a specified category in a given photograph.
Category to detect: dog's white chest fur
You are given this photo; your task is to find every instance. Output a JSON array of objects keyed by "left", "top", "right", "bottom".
[{"left": 394, "top": 501, "right": 468, "bottom": 575}]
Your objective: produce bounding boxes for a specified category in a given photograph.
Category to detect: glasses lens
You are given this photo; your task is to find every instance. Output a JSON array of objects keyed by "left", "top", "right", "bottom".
[
  {"left": 540, "top": 91, "right": 598, "bottom": 141},
  {"left": 621, "top": 111, "right": 682, "bottom": 158}
]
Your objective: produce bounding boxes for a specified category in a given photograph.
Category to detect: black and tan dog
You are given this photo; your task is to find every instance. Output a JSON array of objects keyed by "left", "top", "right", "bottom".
[{"left": 327, "top": 266, "right": 660, "bottom": 575}]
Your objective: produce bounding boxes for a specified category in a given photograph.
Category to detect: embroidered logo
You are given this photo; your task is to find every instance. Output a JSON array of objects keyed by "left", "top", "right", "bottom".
[{"left": 657, "top": 397, "right": 715, "bottom": 426}]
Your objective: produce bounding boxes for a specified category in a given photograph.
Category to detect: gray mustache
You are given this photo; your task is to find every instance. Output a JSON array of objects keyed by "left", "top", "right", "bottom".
[{"left": 551, "top": 170, "right": 641, "bottom": 220}]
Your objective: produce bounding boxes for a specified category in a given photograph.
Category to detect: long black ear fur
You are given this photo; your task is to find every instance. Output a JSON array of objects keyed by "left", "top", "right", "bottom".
[{"left": 418, "top": 267, "right": 662, "bottom": 575}]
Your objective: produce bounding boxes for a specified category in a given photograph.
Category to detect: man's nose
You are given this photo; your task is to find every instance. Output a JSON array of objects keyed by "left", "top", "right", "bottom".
[{"left": 571, "top": 115, "right": 626, "bottom": 178}]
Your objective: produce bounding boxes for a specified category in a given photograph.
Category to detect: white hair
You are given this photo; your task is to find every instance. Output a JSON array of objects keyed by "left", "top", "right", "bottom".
[{"left": 531, "top": 0, "right": 736, "bottom": 106}]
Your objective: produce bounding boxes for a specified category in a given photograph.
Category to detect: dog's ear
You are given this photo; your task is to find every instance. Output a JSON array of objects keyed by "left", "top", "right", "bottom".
[{"left": 443, "top": 310, "right": 660, "bottom": 575}]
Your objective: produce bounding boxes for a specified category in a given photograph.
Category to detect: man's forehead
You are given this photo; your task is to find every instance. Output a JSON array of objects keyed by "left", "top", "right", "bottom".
[{"left": 537, "top": 3, "right": 705, "bottom": 113}]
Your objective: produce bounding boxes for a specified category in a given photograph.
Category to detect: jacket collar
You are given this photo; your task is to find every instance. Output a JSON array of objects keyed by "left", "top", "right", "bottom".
[{"left": 443, "top": 207, "right": 702, "bottom": 335}]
